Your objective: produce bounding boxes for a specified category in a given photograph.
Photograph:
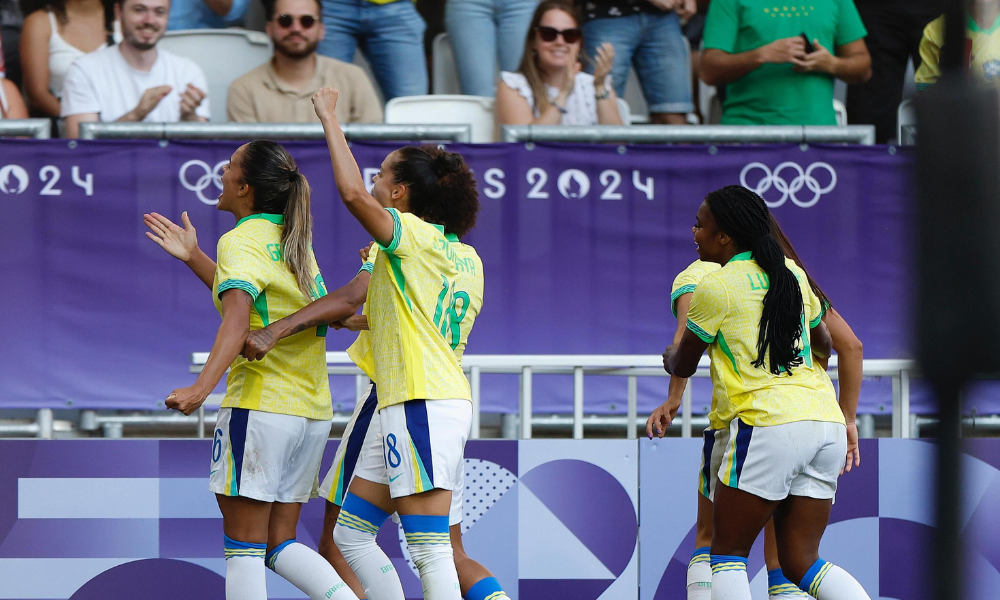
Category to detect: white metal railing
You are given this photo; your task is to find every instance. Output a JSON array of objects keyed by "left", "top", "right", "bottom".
[
  {"left": 188, "top": 353, "right": 916, "bottom": 439},
  {"left": 77, "top": 122, "right": 473, "bottom": 142},
  {"left": 500, "top": 125, "right": 877, "bottom": 145},
  {"left": 0, "top": 119, "right": 52, "bottom": 139}
]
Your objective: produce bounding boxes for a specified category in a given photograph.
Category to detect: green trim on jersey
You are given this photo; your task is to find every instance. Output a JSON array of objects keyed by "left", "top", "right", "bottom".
[
  {"left": 382, "top": 208, "right": 403, "bottom": 254},
  {"left": 729, "top": 251, "right": 753, "bottom": 263},
  {"left": 671, "top": 284, "right": 697, "bottom": 317},
  {"left": 236, "top": 213, "right": 285, "bottom": 227},
  {"left": 969, "top": 12, "right": 1000, "bottom": 35},
  {"left": 716, "top": 331, "right": 740, "bottom": 376},
  {"left": 218, "top": 279, "right": 260, "bottom": 301},
  {"left": 254, "top": 291, "right": 270, "bottom": 326},
  {"left": 386, "top": 253, "right": 414, "bottom": 311},
  {"left": 687, "top": 319, "right": 716, "bottom": 343}
]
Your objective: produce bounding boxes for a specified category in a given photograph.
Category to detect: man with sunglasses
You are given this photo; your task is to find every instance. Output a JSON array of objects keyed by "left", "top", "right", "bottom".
[
  {"left": 62, "top": 0, "right": 210, "bottom": 138},
  {"left": 227, "top": 0, "right": 382, "bottom": 124}
]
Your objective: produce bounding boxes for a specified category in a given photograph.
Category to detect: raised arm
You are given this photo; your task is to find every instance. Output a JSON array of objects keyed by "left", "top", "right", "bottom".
[
  {"left": 826, "top": 308, "right": 863, "bottom": 472},
  {"left": 144, "top": 212, "right": 216, "bottom": 289},
  {"left": 311, "top": 87, "right": 395, "bottom": 246},
  {"left": 165, "top": 289, "right": 250, "bottom": 415},
  {"left": 242, "top": 271, "right": 370, "bottom": 360}
]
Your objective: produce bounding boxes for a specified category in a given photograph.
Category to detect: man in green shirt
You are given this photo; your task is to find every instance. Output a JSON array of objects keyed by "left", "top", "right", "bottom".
[{"left": 701, "top": 0, "right": 872, "bottom": 125}]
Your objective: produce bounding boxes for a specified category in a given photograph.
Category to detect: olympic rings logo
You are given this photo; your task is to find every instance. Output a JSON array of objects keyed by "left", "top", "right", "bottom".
[
  {"left": 739, "top": 162, "right": 837, "bottom": 208},
  {"left": 179, "top": 159, "right": 228, "bottom": 205}
]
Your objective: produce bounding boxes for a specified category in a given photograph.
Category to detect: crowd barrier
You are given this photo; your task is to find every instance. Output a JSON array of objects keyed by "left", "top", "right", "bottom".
[
  {"left": 0, "top": 438, "right": 996, "bottom": 600},
  {"left": 77, "top": 122, "right": 473, "bottom": 142},
  {"left": 0, "top": 119, "right": 51, "bottom": 139},
  {"left": 500, "top": 124, "right": 877, "bottom": 145}
]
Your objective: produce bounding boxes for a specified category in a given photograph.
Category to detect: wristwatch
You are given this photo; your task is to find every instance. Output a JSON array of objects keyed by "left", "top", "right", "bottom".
[{"left": 595, "top": 88, "right": 611, "bottom": 101}]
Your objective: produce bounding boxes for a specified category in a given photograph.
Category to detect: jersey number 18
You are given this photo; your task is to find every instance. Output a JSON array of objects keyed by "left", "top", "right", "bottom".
[{"left": 433, "top": 276, "right": 470, "bottom": 350}]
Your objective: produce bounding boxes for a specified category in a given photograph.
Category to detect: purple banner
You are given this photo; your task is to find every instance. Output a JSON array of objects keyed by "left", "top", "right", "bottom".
[{"left": 0, "top": 140, "right": 925, "bottom": 413}]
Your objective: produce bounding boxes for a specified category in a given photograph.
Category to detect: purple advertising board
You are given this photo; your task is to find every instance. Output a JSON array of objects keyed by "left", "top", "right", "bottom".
[
  {"left": 0, "top": 140, "right": 945, "bottom": 414},
  {"left": 0, "top": 439, "right": 997, "bottom": 599}
]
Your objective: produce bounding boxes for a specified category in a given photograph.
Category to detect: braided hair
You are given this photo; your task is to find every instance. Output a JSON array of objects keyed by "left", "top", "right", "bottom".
[{"left": 706, "top": 185, "right": 804, "bottom": 375}]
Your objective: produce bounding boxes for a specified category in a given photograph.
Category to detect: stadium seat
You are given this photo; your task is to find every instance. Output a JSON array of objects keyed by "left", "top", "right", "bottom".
[
  {"left": 384, "top": 94, "right": 496, "bottom": 143},
  {"left": 834, "top": 99, "right": 847, "bottom": 126},
  {"left": 158, "top": 30, "right": 272, "bottom": 123},
  {"left": 351, "top": 50, "right": 386, "bottom": 106},
  {"left": 432, "top": 33, "right": 463, "bottom": 95},
  {"left": 897, "top": 98, "right": 915, "bottom": 144},
  {"left": 617, "top": 97, "right": 632, "bottom": 126}
]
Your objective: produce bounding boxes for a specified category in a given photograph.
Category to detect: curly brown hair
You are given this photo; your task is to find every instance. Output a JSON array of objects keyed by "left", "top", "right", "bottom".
[{"left": 391, "top": 145, "right": 479, "bottom": 239}]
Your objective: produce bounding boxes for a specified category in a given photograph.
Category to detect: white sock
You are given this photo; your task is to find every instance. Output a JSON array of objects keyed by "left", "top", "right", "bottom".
[
  {"left": 334, "top": 494, "right": 404, "bottom": 600},
  {"left": 686, "top": 547, "right": 712, "bottom": 599},
  {"left": 224, "top": 536, "right": 267, "bottom": 600},
  {"left": 399, "top": 514, "right": 461, "bottom": 600},
  {"left": 800, "top": 560, "right": 872, "bottom": 600},
  {"left": 710, "top": 555, "right": 752, "bottom": 600},
  {"left": 267, "top": 540, "right": 358, "bottom": 600}
]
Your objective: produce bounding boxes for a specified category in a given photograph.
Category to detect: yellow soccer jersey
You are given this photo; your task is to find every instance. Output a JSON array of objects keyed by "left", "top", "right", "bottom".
[
  {"left": 686, "top": 252, "right": 843, "bottom": 430},
  {"left": 671, "top": 260, "right": 721, "bottom": 318},
  {"left": 366, "top": 208, "right": 485, "bottom": 409},
  {"left": 915, "top": 13, "right": 1000, "bottom": 88},
  {"left": 213, "top": 213, "right": 333, "bottom": 420}
]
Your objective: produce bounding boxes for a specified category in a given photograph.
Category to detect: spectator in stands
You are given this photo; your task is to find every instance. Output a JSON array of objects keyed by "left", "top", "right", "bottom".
[
  {"left": 19, "top": 0, "right": 115, "bottom": 118},
  {"left": 846, "top": 0, "right": 941, "bottom": 143},
  {"left": 700, "top": 0, "right": 872, "bottom": 125},
  {"left": 0, "top": 72, "right": 29, "bottom": 117},
  {"left": 444, "top": 0, "right": 540, "bottom": 97},
  {"left": 496, "top": 0, "right": 623, "bottom": 126},
  {"left": 1, "top": 0, "right": 25, "bottom": 86},
  {"left": 316, "top": 0, "right": 427, "bottom": 101},
  {"left": 579, "top": 0, "right": 696, "bottom": 124},
  {"left": 227, "top": 0, "right": 382, "bottom": 123},
  {"left": 915, "top": 0, "right": 1000, "bottom": 89},
  {"left": 166, "top": 0, "right": 247, "bottom": 29},
  {"left": 62, "top": 0, "right": 209, "bottom": 138}
]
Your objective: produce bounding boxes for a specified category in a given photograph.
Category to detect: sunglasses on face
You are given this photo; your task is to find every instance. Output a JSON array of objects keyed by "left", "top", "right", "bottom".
[
  {"left": 275, "top": 14, "right": 317, "bottom": 28},
  {"left": 536, "top": 25, "right": 582, "bottom": 44}
]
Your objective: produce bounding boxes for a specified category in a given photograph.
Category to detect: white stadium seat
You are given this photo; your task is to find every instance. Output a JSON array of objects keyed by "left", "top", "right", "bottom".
[
  {"left": 834, "top": 99, "right": 847, "bottom": 126},
  {"left": 897, "top": 97, "right": 915, "bottom": 144},
  {"left": 433, "top": 33, "right": 463, "bottom": 95},
  {"left": 158, "top": 29, "right": 272, "bottom": 123},
  {"left": 384, "top": 94, "right": 496, "bottom": 143}
]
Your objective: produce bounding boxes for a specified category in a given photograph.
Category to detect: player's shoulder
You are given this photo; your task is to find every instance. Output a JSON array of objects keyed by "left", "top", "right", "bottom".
[{"left": 674, "top": 259, "right": 720, "bottom": 286}]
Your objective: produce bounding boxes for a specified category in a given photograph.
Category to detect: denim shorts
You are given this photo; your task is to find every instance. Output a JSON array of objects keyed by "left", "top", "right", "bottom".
[{"left": 582, "top": 12, "right": 694, "bottom": 114}]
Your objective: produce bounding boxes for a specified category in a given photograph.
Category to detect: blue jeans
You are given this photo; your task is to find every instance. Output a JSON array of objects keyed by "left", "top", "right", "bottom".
[
  {"left": 318, "top": 0, "right": 428, "bottom": 100},
  {"left": 444, "top": 0, "right": 540, "bottom": 96},
  {"left": 582, "top": 12, "right": 693, "bottom": 114}
]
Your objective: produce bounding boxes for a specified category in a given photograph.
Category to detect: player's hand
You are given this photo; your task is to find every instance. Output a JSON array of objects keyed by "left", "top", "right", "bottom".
[
  {"left": 643, "top": 0, "right": 679, "bottom": 11},
  {"left": 662, "top": 344, "right": 677, "bottom": 374},
  {"left": 312, "top": 87, "right": 340, "bottom": 122},
  {"left": 592, "top": 43, "right": 615, "bottom": 91},
  {"left": 756, "top": 36, "right": 807, "bottom": 65},
  {"left": 792, "top": 40, "right": 837, "bottom": 74},
  {"left": 242, "top": 327, "right": 277, "bottom": 361},
  {"left": 165, "top": 385, "right": 208, "bottom": 415},
  {"left": 841, "top": 420, "right": 861, "bottom": 474},
  {"left": 132, "top": 85, "right": 172, "bottom": 120},
  {"left": 676, "top": 0, "right": 697, "bottom": 20},
  {"left": 646, "top": 396, "right": 681, "bottom": 438},
  {"left": 144, "top": 211, "right": 199, "bottom": 262},
  {"left": 179, "top": 83, "right": 207, "bottom": 121},
  {"left": 360, "top": 241, "right": 375, "bottom": 263}
]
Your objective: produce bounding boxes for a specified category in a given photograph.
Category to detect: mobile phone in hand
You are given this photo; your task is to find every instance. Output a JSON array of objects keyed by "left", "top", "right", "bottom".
[{"left": 801, "top": 33, "right": 815, "bottom": 53}]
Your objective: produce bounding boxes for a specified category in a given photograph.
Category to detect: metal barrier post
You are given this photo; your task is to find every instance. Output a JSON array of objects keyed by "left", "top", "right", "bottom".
[
  {"left": 197, "top": 406, "right": 205, "bottom": 438},
  {"left": 470, "top": 366, "right": 481, "bottom": 439},
  {"left": 0, "top": 119, "right": 52, "bottom": 139},
  {"left": 626, "top": 376, "right": 638, "bottom": 440},
  {"left": 858, "top": 414, "right": 876, "bottom": 438},
  {"left": 892, "top": 373, "right": 902, "bottom": 438},
  {"left": 520, "top": 367, "right": 532, "bottom": 439},
  {"left": 681, "top": 384, "right": 693, "bottom": 438},
  {"left": 36, "top": 409, "right": 54, "bottom": 439},
  {"left": 573, "top": 367, "right": 584, "bottom": 439},
  {"left": 355, "top": 375, "right": 366, "bottom": 405},
  {"left": 900, "top": 369, "right": 911, "bottom": 439}
]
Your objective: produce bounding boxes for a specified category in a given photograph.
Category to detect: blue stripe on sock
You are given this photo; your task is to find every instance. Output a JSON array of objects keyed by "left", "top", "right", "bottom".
[
  {"left": 403, "top": 401, "right": 434, "bottom": 486},
  {"left": 768, "top": 568, "right": 796, "bottom": 588},
  {"left": 710, "top": 554, "right": 747, "bottom": 567},
  {"left": 399, "top": 514, "right": 449, "bottom": 534},
  {"left": 799, "top": 558, "right": 830, "bottom": 595},
  {"left": 224, "top": 535, "right": 266, "bottom": 551},
  {"left": 341, "top": 493, "right": 391, "bottom": 529},
  {"left": 466, "top": 576, "right": 506, "bottom": 600},
  {"left": 265, "top": 539, "right": 295, "bottom": 570},
  {"left": 692, "top": 546, "right": 711, "bottom": 560},
  {"left": 229, "top": 408, "right": 250, "bottom": 494}
]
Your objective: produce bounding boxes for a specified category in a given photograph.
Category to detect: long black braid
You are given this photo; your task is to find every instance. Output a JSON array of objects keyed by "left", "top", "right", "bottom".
[{"left": 706, "top": 186, "right": 804, "bottom": 375}]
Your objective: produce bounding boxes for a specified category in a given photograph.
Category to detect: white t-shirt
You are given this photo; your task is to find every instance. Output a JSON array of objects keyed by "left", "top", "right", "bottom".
[
  {"left": 500, "top": 70, "right": 609, "bottom": 126},
  {"left": 61, "top": 44, "right": 210, "bottom": 121}
]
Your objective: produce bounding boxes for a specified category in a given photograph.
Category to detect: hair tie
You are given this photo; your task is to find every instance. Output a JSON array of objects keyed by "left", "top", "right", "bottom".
[{"left": 288, "top": 168, "right": 298, "bottom": 182}]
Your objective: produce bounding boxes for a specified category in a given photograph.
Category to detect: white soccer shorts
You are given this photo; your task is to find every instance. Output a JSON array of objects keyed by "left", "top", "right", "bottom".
[
  {"left": 209, "top": 407, "right": 332, "bottom": 503},
  {"left": 698, "top": 427, "right": 729, "bottom": 501},
  {"left": 319, "top": 384, "right": 467, "bottom": 525},
  {"left": 716, "top": 418, "right": 847, "bottom": 501}
]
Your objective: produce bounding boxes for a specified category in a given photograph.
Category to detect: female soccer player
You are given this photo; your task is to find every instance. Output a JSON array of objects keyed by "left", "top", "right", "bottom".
[
  {"left": 663, "top": 186, "right": 871, "bottom": 600},
  {"left": 144, "top": 141, "right": 363, "bottom": 600},
  {"left": 647, "top": 216, "right": 863, "bottom": 600},
  {"left": 313, "top": 85, "right": 483, "bottom": 600}
]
